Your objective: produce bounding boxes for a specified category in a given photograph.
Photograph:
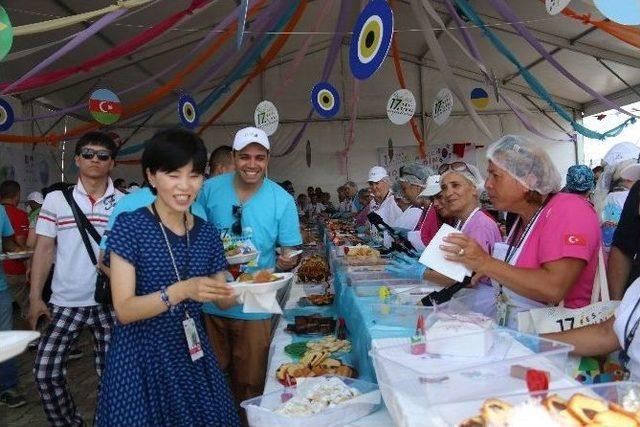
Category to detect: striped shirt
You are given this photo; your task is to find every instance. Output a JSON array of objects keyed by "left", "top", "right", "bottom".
[{"left": 36, "top": 179, "right": 123, "bottom": 307}]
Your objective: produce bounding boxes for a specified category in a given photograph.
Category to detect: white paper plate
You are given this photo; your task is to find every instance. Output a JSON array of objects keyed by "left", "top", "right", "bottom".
[
  {"left": 231, "top": 272, "right": 293, "bottom": 296},
  {"left": 0, "top": 251, "right": 34, "bottom": 260},
  {"left": 0, "top": 330, "right": 40, "bottom": 363},
  {"left": 226, "top": 251, "right": 259, "bottom": 265}
]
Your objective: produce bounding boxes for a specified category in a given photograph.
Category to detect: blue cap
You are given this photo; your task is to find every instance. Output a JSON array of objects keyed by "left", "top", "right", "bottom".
[{"left": 565, "top": 165, "right": 595, "bottom": 193}]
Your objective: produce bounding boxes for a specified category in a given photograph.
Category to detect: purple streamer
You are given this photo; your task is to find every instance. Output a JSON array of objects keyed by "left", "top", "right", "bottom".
[
  {"left": 441, "top": 0, "right": 573, "bottom": 142},
  {"left": 273, "top": 0, "right": 353, "bottom": 157},
  {"left": 3, "top": 10, "right": 127, "bottom": 95},
  {"left": 488, "top": 0, "right": 638, "bottom": 119},
  {"left": 16, "top": 0, "right": 258, "bottom": 122}
]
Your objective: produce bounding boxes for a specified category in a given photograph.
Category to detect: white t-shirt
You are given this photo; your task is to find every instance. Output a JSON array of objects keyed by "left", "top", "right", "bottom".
[
  {"left": 392, "top": 206, "right": 423, "bottom": 231},
  {"left": 36, "top": 179, "right": 123, "bottom": 307},
  {"left": 614, "top": 278, "right": 640, "bottom": 379}
]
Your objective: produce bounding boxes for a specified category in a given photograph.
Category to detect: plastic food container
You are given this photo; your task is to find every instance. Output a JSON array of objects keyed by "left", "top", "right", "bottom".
[
  {"left": 431, "top": 381, "right": 640, "bottom": 426},
  {"left": 368, "top": 294, "right": 477, "bottom": 328},
  {"left": 240, "top": 376, "right": 381, "bottom": 427},
  {"left": 351, "top": 279, "right": 432, "bottom": 297},
  {"left": 370, "top": 329, "right": 575, "bottom": 427}
]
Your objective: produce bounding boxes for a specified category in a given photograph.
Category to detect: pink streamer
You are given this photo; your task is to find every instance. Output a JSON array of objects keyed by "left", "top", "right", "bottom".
[
  {"left": 0, "top": 0, "right": 211, "bottom": 94},
  {"left": 2, "top": 10, "right": 127, "bottom": 95}
]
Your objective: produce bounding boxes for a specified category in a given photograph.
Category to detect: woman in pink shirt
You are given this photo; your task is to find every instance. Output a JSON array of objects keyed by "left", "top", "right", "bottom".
[{"left": 442, "top": 135, "right": 601, "bottom": 329}]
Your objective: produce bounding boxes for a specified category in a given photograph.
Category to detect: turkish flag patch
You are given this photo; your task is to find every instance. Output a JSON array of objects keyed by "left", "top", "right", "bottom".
[{"left": 564, "top": 234, "right": 587, "bottom": 246}]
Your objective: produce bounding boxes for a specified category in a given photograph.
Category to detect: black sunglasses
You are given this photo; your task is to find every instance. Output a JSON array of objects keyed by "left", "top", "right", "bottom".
[
  {"left": 80, "top": 148, "right": 112, "bottom": 161},
  {"left": 231, "top": 205, "right": 243, "bottom": 235}
]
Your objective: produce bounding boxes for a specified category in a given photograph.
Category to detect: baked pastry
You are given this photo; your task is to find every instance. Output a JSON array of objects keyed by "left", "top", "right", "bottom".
[
  {"left": 543, "top": 394, "right": 582, "bottom": 426},
  {"left": 480, "top": 399, "right": 511, "bottom": 425},
  {"left": 568, "top": 394, "right": 609, "bottom": 424},
  {"left": 593, "top": 410, "right": 638, "bottom": 426},
  {"left": 458, "top": 417, "right": 484, "bottom": 427}
]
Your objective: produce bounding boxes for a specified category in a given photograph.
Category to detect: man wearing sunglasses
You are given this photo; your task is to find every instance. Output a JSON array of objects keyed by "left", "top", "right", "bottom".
[
  {"left": 198, "top": 127, "right": 302, "bottom": 415},
  {"left": 28, "top": 132, "right": 124, "bottom": 426}
]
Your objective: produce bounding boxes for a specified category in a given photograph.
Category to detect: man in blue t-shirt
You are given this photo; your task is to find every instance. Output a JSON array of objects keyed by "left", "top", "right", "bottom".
[{"left": 198, "top": 127, "right": 302, "bottom": 409}]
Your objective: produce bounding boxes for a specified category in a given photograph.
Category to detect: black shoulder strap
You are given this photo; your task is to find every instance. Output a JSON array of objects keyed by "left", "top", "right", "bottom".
[{"left": 61, "top": 187, "right": 98, "bottom": 266}]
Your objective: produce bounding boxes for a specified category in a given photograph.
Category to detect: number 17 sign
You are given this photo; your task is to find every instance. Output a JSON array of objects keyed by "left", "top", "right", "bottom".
[{"left": 254, "top": 100, "right": 279, "bottom": 136}]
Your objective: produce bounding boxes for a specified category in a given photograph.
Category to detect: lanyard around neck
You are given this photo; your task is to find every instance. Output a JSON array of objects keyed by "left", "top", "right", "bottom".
[
  {"left": 151, "top": 203, "right": 190, "bottom": 282},
  {"left": 455, "top": 207, "right": 480, "bottom": 232}
]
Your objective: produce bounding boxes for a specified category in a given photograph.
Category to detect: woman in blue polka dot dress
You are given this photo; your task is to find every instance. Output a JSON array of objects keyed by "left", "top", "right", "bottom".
[{"left": 97, "top": 130, "right": 240, "bottom": 426}]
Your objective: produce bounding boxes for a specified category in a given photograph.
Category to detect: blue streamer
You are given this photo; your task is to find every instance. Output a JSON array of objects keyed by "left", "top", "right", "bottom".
[
  {"left": 198, "top": 0, "right": 300, "bottom": 113},
  {"left": 454, "top": 0, "right": 636, "bottom": 140},
  {"left": 116, "top": 1, "right": 299, "bottom": 159}
]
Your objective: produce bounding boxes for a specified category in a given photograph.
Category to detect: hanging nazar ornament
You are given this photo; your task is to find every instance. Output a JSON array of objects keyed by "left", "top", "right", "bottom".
[
  {"left": 0, "top": 97, "right": 14, "bottom": 131},
  {"left": 311, "top": 82, "right": 340, "bottom": 118},
  {"left": 349, "top": 0, "right": 394, "bottom": 80},
  {"left": 306, "top": 140, "right": 311, "bottom": 168},
  {"left": 178, "top": 94, "right": 199, "bottom": 129}
]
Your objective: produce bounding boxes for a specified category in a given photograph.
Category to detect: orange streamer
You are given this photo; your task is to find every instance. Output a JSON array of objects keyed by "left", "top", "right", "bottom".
[
  {"left": 0, "top": 1, "right": 267, "bottom": 144},
  {"left": 198, "top": 0, "right": 308, "bottom": 134},
  {"left": 541, "top": 0, "right": 640, "bottom": 50},
  {"left": 389, "top": 0, "right": 426, "bottom": 159}
]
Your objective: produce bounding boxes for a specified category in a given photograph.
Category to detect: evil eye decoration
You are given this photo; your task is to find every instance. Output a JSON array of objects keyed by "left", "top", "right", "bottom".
[
  {"left": 178, "top": 94, "right": 199, "bottom": 129},
  {"left": 311, "top": 82, "right": 340, "bottom": 118},
  {"left": 0, "top": 97, "right": 14, "bottom": 131},
  {"left": 349, "top": 0, "right": 394, "bottom": 80}
]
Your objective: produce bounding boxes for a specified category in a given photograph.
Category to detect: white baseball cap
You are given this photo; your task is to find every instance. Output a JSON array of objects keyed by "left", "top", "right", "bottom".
[
  {"left": 368, "top": 166, "right": 389, "bottom": 183},
  {"left": 232, "top": 126, "right": 270, "bottom": 151},
  {"left": 26, "top": 191, "right": 44, "bottom": 204},
  {"left": 419, "top": 175, "right": 442, "bottom": 198},
  {"left": 620, "top": 162, "right": 640, "bottom": 182}
]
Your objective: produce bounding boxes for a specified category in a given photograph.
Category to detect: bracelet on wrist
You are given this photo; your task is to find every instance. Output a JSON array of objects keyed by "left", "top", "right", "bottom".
[{"left": 159, "top": 286, "right": 173, "bottom": 312}]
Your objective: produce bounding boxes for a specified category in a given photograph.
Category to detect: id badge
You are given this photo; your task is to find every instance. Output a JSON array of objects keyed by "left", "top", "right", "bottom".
[
  {"left": 496, "top": 293, "right": 510, "bottom": 327},
  {"left": 182, "top": 315, "right": 204, "bottom": 362}
]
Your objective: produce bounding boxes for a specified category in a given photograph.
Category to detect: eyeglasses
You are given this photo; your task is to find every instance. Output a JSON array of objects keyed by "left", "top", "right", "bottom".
[
  {"left": 438, "top": 161, "right": 470, "bottom": 175},
  {"left": 231, "top": 205, "right": 243, "bottom": 235},
  {"left": 80, "top": 148, "right": 112, "bottom": 161}
]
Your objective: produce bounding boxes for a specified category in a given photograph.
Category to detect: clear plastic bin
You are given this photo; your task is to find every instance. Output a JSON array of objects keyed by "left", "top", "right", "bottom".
[
  {"left": 431, "top": 381, "right": 640, "bottom": 426},
  {"left": 370, "top": 329, "right": 576, "bottom": 427},
  {"left": 346, "top": 270, "right": 399, "bottom": 284},
  {"left": 240, "top": 376, "right": 381, "bottom": 427},
  {"left": 351, "top": 277, "right": 421, "bottom": 297},
  {"left": 369, "top": 292, "right": 477, "bottom": 328}
]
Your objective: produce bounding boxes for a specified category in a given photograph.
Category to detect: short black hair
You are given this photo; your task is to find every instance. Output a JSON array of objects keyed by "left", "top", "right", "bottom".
[
  {"left": 593, "top": 165, "right": 604, "bottom": 174},
  {"left": 208, "top": 145, "right": 233, "bottom": 169},
  {"left": 113, "top": 178, "right": 126, "bottom": 187},
  {"left": 75, "top": 131, "right": 118, "bottom": 157},
  {"left": 0, "top": 180, "right": 20, "bottom": 199},
  {"left": 141, "top": 129, "right": 208, "bottom": 179},
  {"left": 129, "top": 181, "right": 139, "bottom": 187}
]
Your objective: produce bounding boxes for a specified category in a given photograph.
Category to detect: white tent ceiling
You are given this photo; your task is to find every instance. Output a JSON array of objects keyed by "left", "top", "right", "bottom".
[{"left": 2, "top": 0, "right": 639, "bottom": 129}]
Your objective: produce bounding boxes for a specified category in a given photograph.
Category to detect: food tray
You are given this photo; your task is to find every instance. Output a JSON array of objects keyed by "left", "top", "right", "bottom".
[
  {"left": 431, "top": 381, "right": 640, "bottom": 426},
  {"left": 241, "top": 376, "right": 381, "bottom": 427},
  {"left": 371, "top": 329, "right": 576, "bottom": 426}
]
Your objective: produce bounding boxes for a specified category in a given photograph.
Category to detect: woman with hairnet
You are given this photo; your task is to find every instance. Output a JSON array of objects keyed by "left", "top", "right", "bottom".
[
  {"left": 441, "top": 135, "right": 601, "bottom": 329},
  {"left": 387, "top": 160, "right": 502, "bottom": 316},
  {"left": 391, "top": 181, "right": 423, "bottom": 230}
]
